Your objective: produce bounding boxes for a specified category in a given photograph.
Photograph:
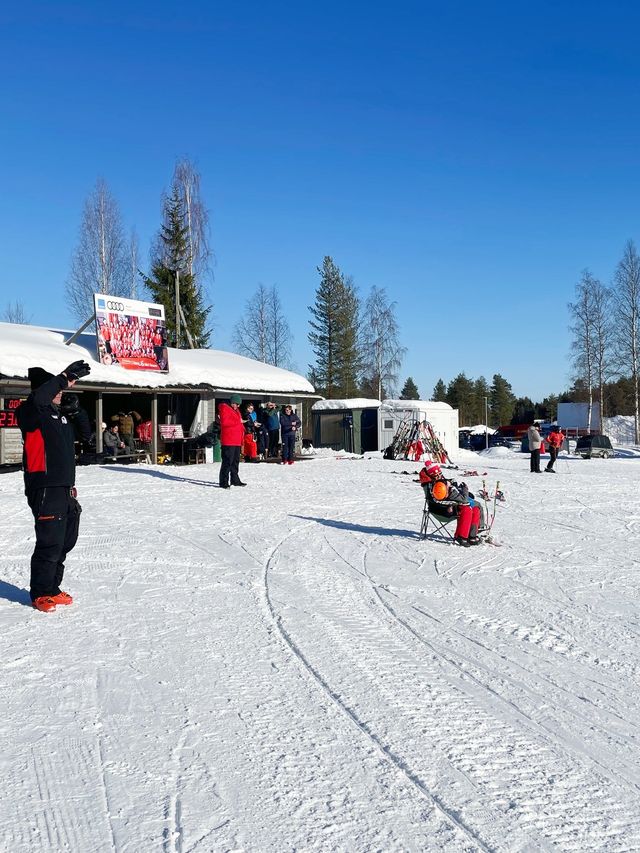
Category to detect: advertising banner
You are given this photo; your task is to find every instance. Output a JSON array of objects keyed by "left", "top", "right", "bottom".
[{"left": 94, "top": 295, "right": 170, "bottom": 372}]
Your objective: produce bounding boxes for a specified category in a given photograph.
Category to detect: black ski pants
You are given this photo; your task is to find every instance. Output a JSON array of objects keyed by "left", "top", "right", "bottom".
[
  {"left": 268, "top": 429, "right": 280, "bottom": 458},
  {"left": 220, "top": 445, "right": 242, "bottom": 486},
  {"left": 26, "top": 487, "right": 81, "bottom": 600},
  {"left": 546, "top": 446, "right": 558, "bottom": 471},
  {"left": 530, "top": 449, "right": 541, "bottom": 473},
  {"left": 282, "top": 432, "right": 296, "bottom": 462}
]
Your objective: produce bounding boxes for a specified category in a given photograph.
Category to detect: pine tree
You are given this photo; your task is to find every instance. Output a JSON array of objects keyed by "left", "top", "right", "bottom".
[
  {"left": 144, "top": 188, "right": 211, "bottom": 348},
  {"left": 400, "top": 377, "right": 420, "bottom": 399},
  {"left": 432, "top": 379, "right": 447, "bottom": 402},
  {"left": 308, "top": 257, "right": 360, "bottom": 398},
  {"left": 471, "top": 376, "right": 490, "bottom": 424},
  {"left": 512, "top": 396, "right": 535, "bottom": 424},
  {"left": 446, "top": 373, "right": 474, "bottom": 424},
  {"left": 490, "top": 374, "right": 515, "bottom": 426}
]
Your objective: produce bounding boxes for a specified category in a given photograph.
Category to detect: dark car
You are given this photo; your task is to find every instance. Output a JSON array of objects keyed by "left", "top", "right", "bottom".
[
  {"left": 489, "top": 434, "right": 511, "bottom": 448},
  {"left": 575, "top": 434, "right": 614, "bottom": 459},
  {"left": 458, "top": 430, "right": 472, "bottom": 450},
  {"left": 468, "top": 433, "right": 509, "bottom": 451}
]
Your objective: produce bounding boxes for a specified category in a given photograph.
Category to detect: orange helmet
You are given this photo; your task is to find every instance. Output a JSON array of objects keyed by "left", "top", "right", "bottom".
[{"left": 432, "top": 480, "right": 448, "bottom": 500}]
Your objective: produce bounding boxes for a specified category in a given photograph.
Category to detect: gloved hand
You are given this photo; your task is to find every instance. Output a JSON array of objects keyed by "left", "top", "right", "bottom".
[{"left": 64, "top": 360, "right": 91, "bottom": 381}]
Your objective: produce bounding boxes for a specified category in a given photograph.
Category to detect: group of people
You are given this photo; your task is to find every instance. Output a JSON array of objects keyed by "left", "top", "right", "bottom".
[
  {"left": 217, "top": 396, "right": 302, "bottom": 488},
  {"left": 418, "top": 422, "right": 569, "bottom": 548},
  {"left": 103, "top": 410, "right": 142, "bottom": 457},
  {"left": 96, "top": 313, "right": 168, "bottom": 369},
  {"left": 527, "top": 423, "right": 565, "bottom": 473}
]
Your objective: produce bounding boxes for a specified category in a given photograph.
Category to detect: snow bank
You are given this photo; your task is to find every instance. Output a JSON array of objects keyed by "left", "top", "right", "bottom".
[{"left": 604, "top": 415, "right": 636, "bottom": 445}]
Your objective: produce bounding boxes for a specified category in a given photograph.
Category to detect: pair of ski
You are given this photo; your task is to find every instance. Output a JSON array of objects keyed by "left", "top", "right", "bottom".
[{"left": 477, "top": 479, "right": 504, "bottom": 546}]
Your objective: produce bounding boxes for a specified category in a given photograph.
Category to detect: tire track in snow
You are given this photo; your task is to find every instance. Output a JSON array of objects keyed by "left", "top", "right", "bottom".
[
  {"left": 263, "top": 524, "right": 502, "bottom": 853},
  {"left": 267, "top": 521, "right": 640, "bottom": 852},
  {"left": 367, "top": 535, "right": 640, "bottom": 784}
]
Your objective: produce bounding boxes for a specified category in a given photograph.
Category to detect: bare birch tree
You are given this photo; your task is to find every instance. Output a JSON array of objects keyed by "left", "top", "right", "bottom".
[
  {"left": 359, "top": 286, "right": 406, "bottom": 400},
  {"left": 232, "top": 284, "right": 292, "bottom": 367},
  {"left": 173, "top": 159, "right": 212, "bottom": 280},
  {"left": 128, "top": 228, "right": 140, "bottom": 300},
  {"left": 590, "top": 277, "right": 613, "bottom": 430},
  {"left": 568, "top": 270, "right": 596, "bottom": 431},
  {"left": 612, "top": 240, "right": 640, "bottom": 442},
  {"left": 266, "top": 285, "right": 292, "bottom": 368},
  {"left": 232, "top": 283, "right": 269, "bottom": 362},
  {"left": 2, "top": 301, "right": 32, "bottom": 323},
  {"left": 65, "top": 178, "right": 128, "bottom": 321}
]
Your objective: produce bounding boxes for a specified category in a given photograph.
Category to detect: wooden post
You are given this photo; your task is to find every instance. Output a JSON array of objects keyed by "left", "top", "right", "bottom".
[
  {"left": 151, "top": 393, "right": 158, "bottom": 464},
  {"left": 96, "top": 393, "right": 103, "bottom": 452}
]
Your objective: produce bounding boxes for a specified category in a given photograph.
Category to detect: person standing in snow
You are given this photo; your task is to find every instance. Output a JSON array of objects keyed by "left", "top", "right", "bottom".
[
  {"left": 264, "top": 402, "right": 281, "bottom": 458},
  {"left": 218, "top": 395, "right": 247, "bottom": 487},
  {"left": 527, "top": 423, "right": 542, "bottom": 473},
  {"left": 16, "top": 360, "right": 91, "bottom": 612},
  {"left": 279, "top": 404, "right": 301, "bottom": 465},
  {"left": 545, "top": 426, "right": 564, "bottom": 473}
]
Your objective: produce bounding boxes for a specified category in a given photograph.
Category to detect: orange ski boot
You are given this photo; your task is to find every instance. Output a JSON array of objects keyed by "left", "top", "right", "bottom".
[
  {"left": 50, "top": 591, "right": 73, "bottom": 606},
  {"left": 32, "top": 596, "right": 57, "bottom": 613}
]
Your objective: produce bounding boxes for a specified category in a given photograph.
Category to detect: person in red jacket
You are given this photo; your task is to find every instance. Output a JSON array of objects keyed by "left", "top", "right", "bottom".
[
  {"left": 545, "top": 426, "right": 564, "bottom": 473},
  {"left": 217, "top": 395, "right": 247, "bottom": 488}
]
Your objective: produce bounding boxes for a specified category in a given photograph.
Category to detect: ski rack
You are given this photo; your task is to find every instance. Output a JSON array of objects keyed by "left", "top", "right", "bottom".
[{"left": 385, "top": 416, "right": 454, "bottom": 464}]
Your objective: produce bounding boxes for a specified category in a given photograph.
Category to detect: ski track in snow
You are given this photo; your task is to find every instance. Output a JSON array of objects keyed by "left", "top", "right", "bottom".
[{"left": 1, "top": 451, "right": 639, "bottom": 851}]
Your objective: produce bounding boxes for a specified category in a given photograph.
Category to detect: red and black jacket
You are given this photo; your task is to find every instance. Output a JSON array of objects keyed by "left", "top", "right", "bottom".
[{"left": 16, "top": 374, "right": 76, "bottom": 493}]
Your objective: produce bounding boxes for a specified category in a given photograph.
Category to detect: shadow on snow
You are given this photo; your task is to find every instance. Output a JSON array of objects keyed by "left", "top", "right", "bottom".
[{"left": 291, "top": 514, "right": 420, "bottom": 538}]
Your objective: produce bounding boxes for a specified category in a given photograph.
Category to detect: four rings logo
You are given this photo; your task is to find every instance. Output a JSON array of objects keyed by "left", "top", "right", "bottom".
[{"left": 106, "top": 300, "right": 125, "bottom": 311}]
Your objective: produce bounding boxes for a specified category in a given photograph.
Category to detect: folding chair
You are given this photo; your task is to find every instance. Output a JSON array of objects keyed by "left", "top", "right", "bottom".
[{"left": 419, "top": 494, "right": 457, "bottom": 542}]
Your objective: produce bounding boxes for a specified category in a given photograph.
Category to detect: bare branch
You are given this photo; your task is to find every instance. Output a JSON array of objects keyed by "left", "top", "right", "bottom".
[{"left": 65, "top": 178, "right": 128, "bottom": 321}]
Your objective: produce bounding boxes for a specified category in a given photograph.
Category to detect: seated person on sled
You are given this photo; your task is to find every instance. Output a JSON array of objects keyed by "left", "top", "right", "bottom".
[{"left": 419, "top": 460, "right": 485, "bottom": 547}]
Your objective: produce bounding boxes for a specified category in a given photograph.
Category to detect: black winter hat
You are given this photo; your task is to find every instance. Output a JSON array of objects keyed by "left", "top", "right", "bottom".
[{"left": 28, "top": 367, "right": 55, "bottom": 390}]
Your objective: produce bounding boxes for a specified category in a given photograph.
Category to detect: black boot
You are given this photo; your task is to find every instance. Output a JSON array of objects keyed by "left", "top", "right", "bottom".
[{"left": 454, "top": 536, "right": 470, "bottom": 547}]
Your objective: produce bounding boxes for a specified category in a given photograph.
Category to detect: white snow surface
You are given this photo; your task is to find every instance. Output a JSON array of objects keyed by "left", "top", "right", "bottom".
[
  {"left": 2, "top": 449, "right": 640, "bottom": 852},
  {"left": 0, "top": 322, "right": 315, "bottom": 394}
]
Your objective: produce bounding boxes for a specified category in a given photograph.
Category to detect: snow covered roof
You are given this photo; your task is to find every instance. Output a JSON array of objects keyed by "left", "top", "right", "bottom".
[
  {"left": 312, "top": 398, "right": 381, "bottom": 411},
  {"left": 0, "top": 322, "right": 316, "bottom": 395},
  {"left": 380, "top": 399, "right": 453, "bottom": 412}
]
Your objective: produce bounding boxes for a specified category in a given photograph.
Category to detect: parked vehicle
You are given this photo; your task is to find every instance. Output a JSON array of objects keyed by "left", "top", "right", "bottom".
[
  {"left": 468, "top": 433, "right": 510, "bottom": 451},
  {"left": 458, "top": 430, "right": 472, "bottom": 450},
  {"left": 575, "top": 434, "right": 614, "bottom": 459}
]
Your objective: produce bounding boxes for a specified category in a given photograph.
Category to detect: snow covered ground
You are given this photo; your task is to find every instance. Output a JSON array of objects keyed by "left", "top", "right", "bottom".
[{"left": 1, "top": 446, "right": 640, "bottom": 852}]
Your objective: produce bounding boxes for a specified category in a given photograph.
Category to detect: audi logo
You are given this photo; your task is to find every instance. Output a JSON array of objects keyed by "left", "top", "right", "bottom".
[{"left": 106, "top": 301, "right": 125, "bottom": 311}]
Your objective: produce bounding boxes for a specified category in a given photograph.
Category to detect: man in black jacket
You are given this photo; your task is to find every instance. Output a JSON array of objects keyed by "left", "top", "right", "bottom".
[{"left": 17, "top": 360, "right": 91, "bottom": 612}]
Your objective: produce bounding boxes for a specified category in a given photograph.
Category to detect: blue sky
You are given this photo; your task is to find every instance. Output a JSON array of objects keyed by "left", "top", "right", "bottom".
[{"left": 2, "top": 1, "right": 640, "bottom": 402}]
